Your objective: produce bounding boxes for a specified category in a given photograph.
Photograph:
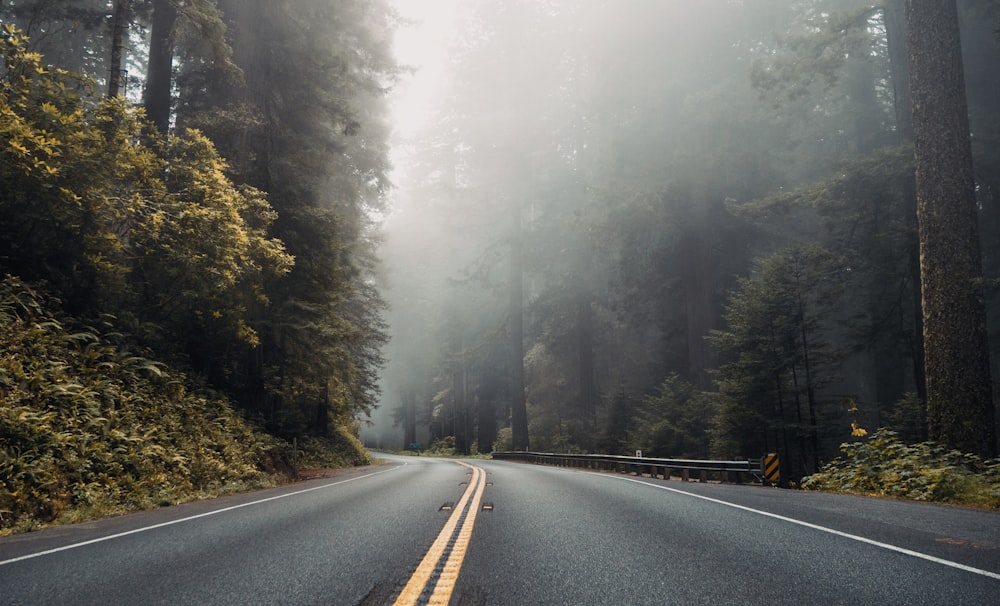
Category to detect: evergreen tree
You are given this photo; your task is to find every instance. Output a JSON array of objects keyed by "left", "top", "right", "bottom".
[
  {"left": 178, "top": 0, "right": 397, "bottom": 437},
  {"left": 709, "top": 247, "right": 844, "bottom": 477}
]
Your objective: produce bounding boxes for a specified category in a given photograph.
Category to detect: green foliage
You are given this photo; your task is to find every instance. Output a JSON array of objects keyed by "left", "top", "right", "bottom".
[
  {"left": 0, "top": 8, "right": 393, "bottom": 532},
  {"left": 750, "top": 3, "right": 880, "bottom": 104},
  {"left": 0, "top": 24, "right": 303, "bottom": 409},
  {"left": 884, "top": 392, "right": 927, "bottom": 444},
  {"left": 175, "top": 2, "right": 396, "bottom": 437},
  {"left": 599, "top": 387, "right": 635, "bottom": 455},
  {"left": 631, "top": 374, "right": 715, "bottom": 459},
  {"left": 802, "top": 429, "right": 1000, "bottom": 508},
  {"left": 0, "top": 277, "right": 281, "bottom": 535},
  {"left": 0, "top": 24, "right": 292, "bottom": 355},
  {"left": 425, "top": 436, "right": 457, "bottom": 456},
  {"left": 131, "top": 129, "right": 293, "bottom": 356},
  {"left": 0, "top": 23, "right": 110, "bottom": 304},
  {"left": 709, "top": 245, "right": 844, "bottom": 469},
  {"left": 492, "top": 427, "right": 513, "bottom": 452},
  {"left": 297, "top": 425, "right": 371, "bottom": 469}
]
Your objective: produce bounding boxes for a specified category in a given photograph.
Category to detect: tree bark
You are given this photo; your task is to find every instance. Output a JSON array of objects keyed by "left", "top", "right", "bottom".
[
  {"left": 477, "top": 389, "right": 497, "bottom": 454},
  {"left": 452, "top": 346, "right": 469, "bottom": 455},
  {"left": 510, "top": 200, "right": 529, "bottom": 451},
  {"left": 906, "top": 0, "right": 996, "bottom": 457},
  {"left": 576, "top": 286, "right": 596, "bottom": 426},
  {"left": 885, "top": 0, "right": 913, "bottom": 142},
  {"left": 403, "top": 391, "right": 417, "bottom": 448},
  {"left": 107, "top": 0, "right": 130, "bottom": 98},
  {"left": 144, "top": 0, "right": 179, "bottom": 134}
]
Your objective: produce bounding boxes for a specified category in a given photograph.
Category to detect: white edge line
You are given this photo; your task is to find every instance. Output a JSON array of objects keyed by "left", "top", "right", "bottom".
[
  {"left": 0, "top": 463, "right": 405, "bottom": 567},
  {"left": 609, "top": 474, "right": 1000, "bottom": 582}
]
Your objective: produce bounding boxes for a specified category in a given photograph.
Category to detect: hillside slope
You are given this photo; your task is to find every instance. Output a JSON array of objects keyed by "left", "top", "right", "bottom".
[{"left": 0, "top": 277, "right": 293, "bottom": 534}]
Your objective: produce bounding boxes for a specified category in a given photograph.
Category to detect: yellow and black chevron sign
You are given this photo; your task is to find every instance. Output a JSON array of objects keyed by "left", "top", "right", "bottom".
[{"left": 763, "top": 453, "right": 780, "bottom": 483}]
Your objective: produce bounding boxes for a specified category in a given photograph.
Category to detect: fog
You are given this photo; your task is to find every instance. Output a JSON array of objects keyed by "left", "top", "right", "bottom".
[{"left": 363, "top": 0, "right": 1000, "bottom": 469}]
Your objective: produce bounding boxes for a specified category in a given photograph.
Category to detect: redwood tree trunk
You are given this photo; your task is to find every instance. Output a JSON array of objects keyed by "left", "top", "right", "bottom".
[
  {"left": 403, "top": 391, "right": 417, "bottom": 449},
  {"left": 144, "top": 0, "right": 179, "bottom": 134},
  {"left": 510, "top": 201, "right": 529, "bottom": 451},
  {"left": 905, "top": 0, "right": 996, "bottom": 457},
  {"left": 107, "top": 0, "right": 130, "bottom": 98}
]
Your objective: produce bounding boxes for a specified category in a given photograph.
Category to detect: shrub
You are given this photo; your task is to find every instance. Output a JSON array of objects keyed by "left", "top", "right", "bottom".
[
  {"left": 0, "top": 277, "right": 277, "bottom": 535},
  {"left": 802, "top": 428, "right": 1000, "bottom": 508},
  {"left": 425, "top": 436, "right": 457, "bottom": 456},
  {"left": 492, "top": 427, "right": 513, "bottom": 452}
]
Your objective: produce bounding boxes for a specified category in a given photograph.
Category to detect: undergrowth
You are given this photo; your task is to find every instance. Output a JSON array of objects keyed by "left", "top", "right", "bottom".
[
  {"left": 297, "top": 426, "right": 372, "bottom": 469},
  {"left": 802, "top": 428, "right": 1000, "bottom": 509},
  {"left": 0, "top": 277, "right": 363, "bottom": 535}
]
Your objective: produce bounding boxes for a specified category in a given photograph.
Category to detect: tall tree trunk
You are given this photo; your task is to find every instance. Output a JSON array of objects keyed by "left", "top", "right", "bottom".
[
  {"left": 510, "top": 200, "right": 529, "bottom": 451},
  {"left": 477, "top": 389, "right": 497, "bottom": 454},
  {"left": 403, "top": 391, "right": 417, "bottom": 449},
  {"left": 107, "top": 0, "right": 130, "bottom": 98},
  {"left": 681, "top": 210, "right": 716, "bottom": 389},
  {"left": 798, "top": 312, "right": 819, "bottom": 474},
  {"left": 144, "top": 0, "right": 179, "bottom": 134},
  {"left": 885, "top": 0, "right": 913, "bottom": 143},
  {"left": 576, "top": 287, "right": 596, "bottom": 428},
  {"left": 905, "top": 0, "right": 996, "bottom": 457},
  {"left": 452, "top": 344, "right": 469, "bottom": 455},
  {"left": 885, "top": 0, "right": 927, "bottom": 409}
]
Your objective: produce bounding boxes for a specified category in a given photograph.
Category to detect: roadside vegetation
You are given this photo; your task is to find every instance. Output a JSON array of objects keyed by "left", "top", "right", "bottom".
[
  {"left": 0, "top": 277, "right": 263, "bottom": 534},
  {"left": 0, "top": 277, "right": 368, "bottom": 536},
  {"left": 802, "top": 429, "right": 1000, "bottom": 510},
  {"left": 1, "top": 1, "right": 392, "bottom": 536}
]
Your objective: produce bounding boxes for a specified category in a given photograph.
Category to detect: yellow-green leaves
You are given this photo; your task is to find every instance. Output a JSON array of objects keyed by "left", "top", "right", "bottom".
[
  {"left": 128, "top": 129, "right": 293, "bottom": 347},
  {"left": 802, "top": 429, "right": 1000, "bottom": 508},
  {"left": 1, "top": 25, "right": 291, "bottom": 354},
  {"left": 0, "top": 277, "right": 278, "bottom": 535}
]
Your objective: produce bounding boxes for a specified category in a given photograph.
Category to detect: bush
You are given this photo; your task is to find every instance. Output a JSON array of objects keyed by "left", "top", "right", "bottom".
[
  {"left": 802, "top": 428, "right": 1000, "bottom": 508},
  {"left": 493, "top": 427, "right": 513, "bottom": 452},
  {"left": 425, "top": 436, "right": 457, "bottom": 456},
  {"left": 297, "top": 425, "right": 371, "bottom": 469},
  {"left": 0, "top": 277, "right": 277, "bottom": 535}
]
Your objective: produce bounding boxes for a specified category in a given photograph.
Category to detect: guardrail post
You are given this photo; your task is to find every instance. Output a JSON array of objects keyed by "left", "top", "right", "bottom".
[
  {"left": 682, "top": 468, "right": 690, "bottom": 482},
  {"left": 699, "top": 470, "right": 707, "bottom": 483}
]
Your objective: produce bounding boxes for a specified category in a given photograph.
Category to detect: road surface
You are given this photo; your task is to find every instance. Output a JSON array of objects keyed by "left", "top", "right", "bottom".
[{"left": 1, "top": 454, "right": 998, "bottom": 605}]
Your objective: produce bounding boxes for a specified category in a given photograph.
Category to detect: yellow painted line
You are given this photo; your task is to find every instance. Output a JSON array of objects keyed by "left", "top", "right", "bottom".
[
  {"left": 427, "top": 463, "right": 487, "bottom": 605},
  {"left": 393, "top": 462, "right": 485, "bottom": 606}
]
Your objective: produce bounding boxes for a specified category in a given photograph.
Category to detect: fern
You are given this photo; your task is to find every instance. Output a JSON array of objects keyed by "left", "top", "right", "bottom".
[{"left": 0, "top": 277, "right": 279, "bottom": 535}]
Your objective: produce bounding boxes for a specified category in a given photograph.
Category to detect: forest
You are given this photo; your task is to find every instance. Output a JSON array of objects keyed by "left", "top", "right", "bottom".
[
  {"left": 1, "top": 0, "right": 999, "bottom": 531},
  {"left": 375, "top": 0, "right": 1000, "bottom": 483},
  {"left": 0, "top": 0, "right": 396, "bottom": 531}
]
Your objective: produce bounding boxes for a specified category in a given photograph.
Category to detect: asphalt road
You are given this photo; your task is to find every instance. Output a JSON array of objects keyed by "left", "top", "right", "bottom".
[{"left": 1, "top": 454, "right": 998, "bottom": 605}]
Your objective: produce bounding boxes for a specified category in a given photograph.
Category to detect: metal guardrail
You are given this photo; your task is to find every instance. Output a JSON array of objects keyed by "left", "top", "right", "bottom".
[{"left": 491, "top": 451, "right": 765, "bottom": 484}]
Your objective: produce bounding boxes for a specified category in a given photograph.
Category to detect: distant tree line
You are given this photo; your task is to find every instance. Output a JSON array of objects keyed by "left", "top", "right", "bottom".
[{"left": 381, "top": 0, "right": 999, "bottom": 478}]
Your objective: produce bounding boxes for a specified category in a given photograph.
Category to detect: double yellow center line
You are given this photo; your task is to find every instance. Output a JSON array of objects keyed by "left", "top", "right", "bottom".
[{"left": 393, "top": 461, "right": 488, "bottom": 606}]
